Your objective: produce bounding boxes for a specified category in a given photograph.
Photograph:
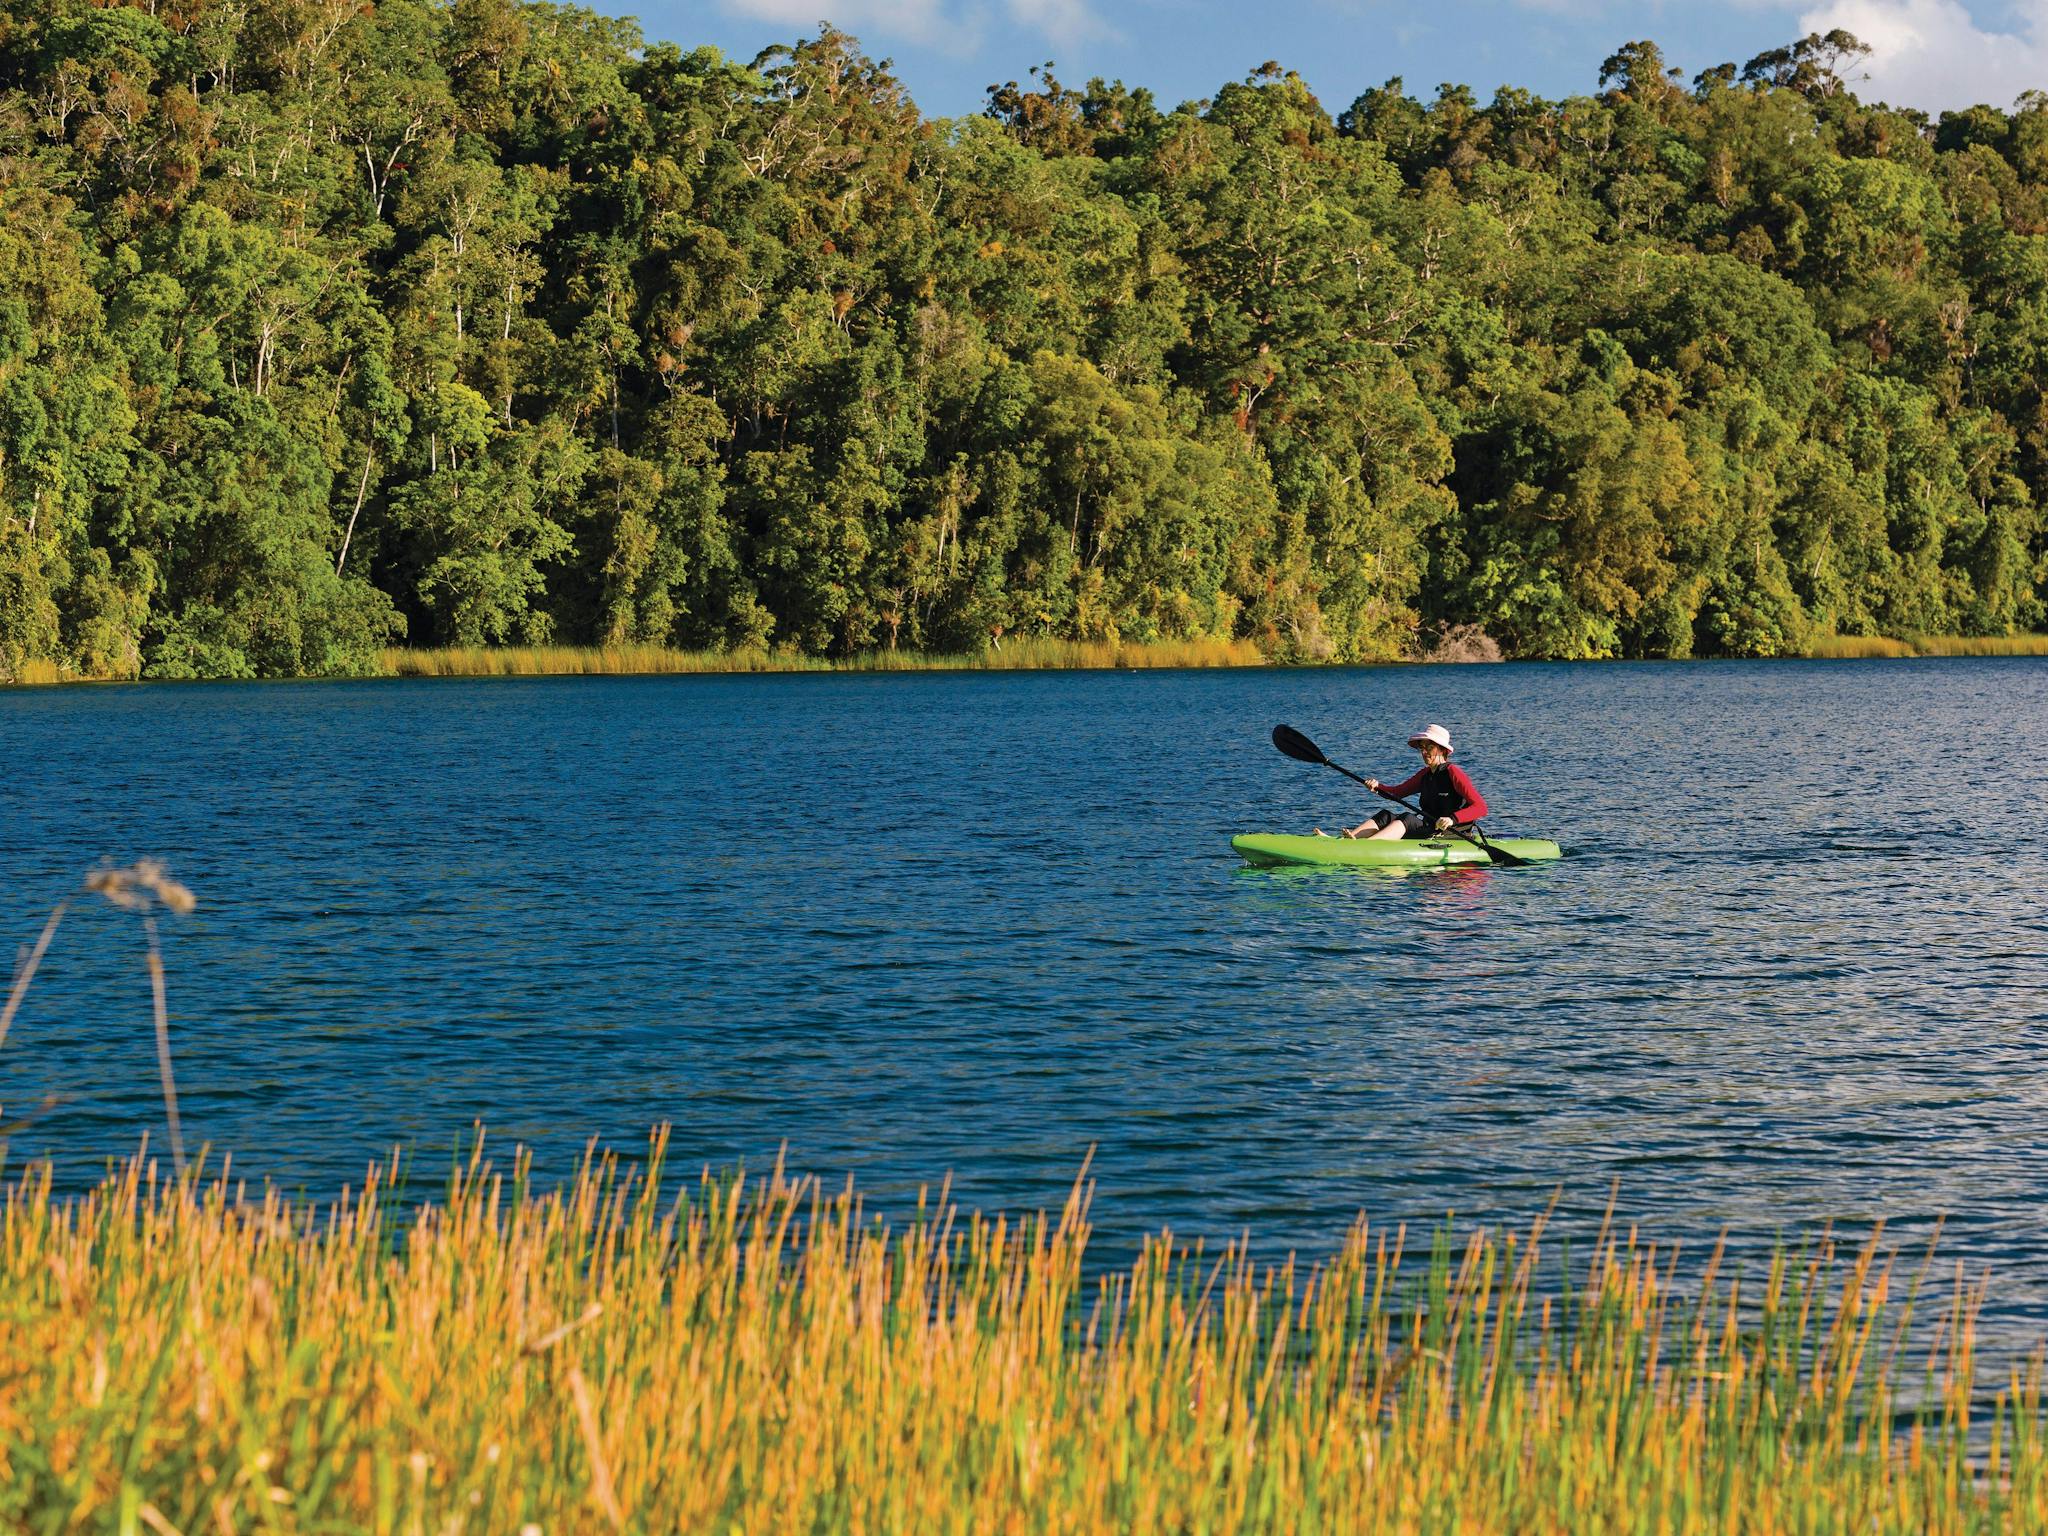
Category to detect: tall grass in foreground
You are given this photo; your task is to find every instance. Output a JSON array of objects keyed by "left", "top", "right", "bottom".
[
  {"left": 1805, "top": 633, "right": 2048, "bottom": 658},
  {"left": 379, "top": 636, "right": 1264, "bottom": 678},
  {"left": 3, "top": 1135, "right": 2041, "bottom": 1533}
]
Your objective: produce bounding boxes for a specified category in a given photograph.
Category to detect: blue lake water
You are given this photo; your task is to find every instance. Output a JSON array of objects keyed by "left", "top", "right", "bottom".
[{"left": 3, "top": 660, "right": 2046, "bottom": 1344}]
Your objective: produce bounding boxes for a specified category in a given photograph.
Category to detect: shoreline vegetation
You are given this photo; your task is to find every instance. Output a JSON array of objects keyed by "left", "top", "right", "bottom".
[
  {"left": 4, "top": 1132, "right": 2042, "bottom": 1532},
  {"left": 385, "top": 631, "right": 2048, "bottom": 673},
  {"left": 11, "top": 10, "right": 2048, "bottom": 684},
  {"left": 379, "top": 635, "right": 1268, "bottom": 677},
  {"left": 3, "top": 631, "right": 2047, "bottom": 686},
  {"left": 1800, "top": 633, "right": 2048, "bottom": 659}
]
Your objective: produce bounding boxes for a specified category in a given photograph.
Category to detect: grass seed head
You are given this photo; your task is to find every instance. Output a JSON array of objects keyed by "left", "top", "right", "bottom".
[{"left": 83, "top": 860, "right": 197, "bottom": 915}]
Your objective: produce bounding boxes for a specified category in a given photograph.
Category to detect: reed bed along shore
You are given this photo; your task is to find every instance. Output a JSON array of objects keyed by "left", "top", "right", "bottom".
[
  {"left": 1803, "top": 633, "right": 2048, "bottom": 659},
  {"left": 360, "top": 630, "right": 2048, "bottom": 677},
  {"left": 377, "top": 636, "right": 1265, "bottom": 678},
  {"left": 11, "top": 634, "right": 2048, "bottom": 686},
  {"left": 4, "top": 1133, "right": 2042, "bottom": 1534}
]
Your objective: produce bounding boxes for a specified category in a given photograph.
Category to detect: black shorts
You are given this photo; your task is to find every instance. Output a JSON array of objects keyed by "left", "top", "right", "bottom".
[{"left": 1371, "top": 810, "right": 1433, "bottom": 839}]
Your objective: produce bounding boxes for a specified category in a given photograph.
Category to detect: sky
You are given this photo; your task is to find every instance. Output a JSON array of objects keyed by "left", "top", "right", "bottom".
[{"left": 640, "top": 0, "right": 2048, "bottom": 121}]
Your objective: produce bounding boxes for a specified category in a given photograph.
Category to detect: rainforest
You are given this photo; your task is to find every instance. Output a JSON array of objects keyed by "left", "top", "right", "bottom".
[{"left": 1, "top": 9, "right": 2043, "bottom": 678}]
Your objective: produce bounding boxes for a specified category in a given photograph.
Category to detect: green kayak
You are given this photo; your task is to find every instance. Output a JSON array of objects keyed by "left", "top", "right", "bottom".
[{"left": 1232, "top": 832, "right": 1564, "bottom": 869}]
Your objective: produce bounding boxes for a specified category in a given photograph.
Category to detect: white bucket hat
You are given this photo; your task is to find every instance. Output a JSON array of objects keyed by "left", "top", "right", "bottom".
[{"left": 1407, "top": 724, "right": 1453, "bottom": 753}]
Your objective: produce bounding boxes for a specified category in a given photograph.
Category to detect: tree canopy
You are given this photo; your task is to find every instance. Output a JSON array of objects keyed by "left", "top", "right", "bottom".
[{"left": 1, "top": 7, "right": 2043, "bottom": 677}]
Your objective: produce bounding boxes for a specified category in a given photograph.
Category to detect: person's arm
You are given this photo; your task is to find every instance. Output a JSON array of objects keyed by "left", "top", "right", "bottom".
[
  {"left": 1375, "top": 770, "right": 1424, "bottom": 801},
  {"left": 1447, "top": 764, "right": 1488, "bottom": 824}
]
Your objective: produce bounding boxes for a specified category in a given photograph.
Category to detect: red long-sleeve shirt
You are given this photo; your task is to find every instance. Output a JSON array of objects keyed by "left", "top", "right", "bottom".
[{"left": 1378, "top": 764, "right": 1488, "bottom": 825}]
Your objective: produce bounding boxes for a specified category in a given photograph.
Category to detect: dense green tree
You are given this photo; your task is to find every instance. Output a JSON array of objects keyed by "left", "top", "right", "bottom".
[{"left": 0, "top": 6, "right": 2045, "bottom": 678}]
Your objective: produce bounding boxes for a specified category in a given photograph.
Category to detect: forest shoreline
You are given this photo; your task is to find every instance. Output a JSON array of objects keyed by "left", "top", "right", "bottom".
[
  {"left": 377, "top": 632, "right": 2048, "bottom": 676},
  {"left": 6, "top": 632, "right": 2048, "bottom": 687},
  {"left": 377, "top": 636, "right": 1267, "bottom": 677},
  {"left": 10, "top": 15, "right": 2048, "bottom": 684}
]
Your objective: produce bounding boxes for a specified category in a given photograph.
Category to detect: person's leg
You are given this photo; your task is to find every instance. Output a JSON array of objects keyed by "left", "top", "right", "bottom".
[
  {"left": 1318, "top": 809, "right": 1394, "bottom": 838},
  {"left": 1363, "top": 811, "right": 1406, "bottom": 840}
]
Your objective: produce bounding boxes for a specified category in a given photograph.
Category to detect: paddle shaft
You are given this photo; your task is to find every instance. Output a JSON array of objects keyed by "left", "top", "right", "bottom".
[
  {"left": 1334, "top": 766, "right": 1439, "bottom": 829},
  {"left": 1356, "top": 774, "right": 1527, "bottom": 864}
]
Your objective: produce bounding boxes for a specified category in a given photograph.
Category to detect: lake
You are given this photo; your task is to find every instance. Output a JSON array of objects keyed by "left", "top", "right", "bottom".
[{"left": 3, "top": 660, "right": 2045, "bottom": 1346}]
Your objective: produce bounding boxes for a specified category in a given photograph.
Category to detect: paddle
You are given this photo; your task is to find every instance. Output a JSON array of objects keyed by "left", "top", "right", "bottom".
[{"left": 1270, "top": 724, "right": 1533, "bottom": 868}]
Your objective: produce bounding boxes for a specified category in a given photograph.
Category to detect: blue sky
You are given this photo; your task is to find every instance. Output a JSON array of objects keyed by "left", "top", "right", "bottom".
[{"left": 644, "top": 0, "right": 2048, "bottom": 120}]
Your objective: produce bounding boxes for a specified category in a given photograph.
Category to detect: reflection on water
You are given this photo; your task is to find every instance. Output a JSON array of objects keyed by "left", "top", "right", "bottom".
[{"left": 2, "top": 658, "right": 2047, "bottom": 1351}]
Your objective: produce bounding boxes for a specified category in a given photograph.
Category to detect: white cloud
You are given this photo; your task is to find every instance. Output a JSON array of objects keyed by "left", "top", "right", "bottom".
[
  {"left": 1798, "top": 0, "right": 2048, "bottom": 111},
  {"left": 716, "top": 0, "right": 989, "bottom": 56},
  {"left": 717, "top": 0, "right": 1115, "bottom": 57},
  {"left": 1006, "top": 0, "right": 1118, "bottom": 49}
]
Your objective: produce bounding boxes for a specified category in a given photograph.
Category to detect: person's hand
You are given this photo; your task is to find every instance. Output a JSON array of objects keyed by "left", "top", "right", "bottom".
[
  {"left": 1435, "top": 816, "right": 1454, "bottom": 833},
  {"left": 1365, "top": 777, "right": 1380, "bottom": 790}
]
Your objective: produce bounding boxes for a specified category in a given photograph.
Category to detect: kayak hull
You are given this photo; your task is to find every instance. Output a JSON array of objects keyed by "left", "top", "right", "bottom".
[{"left": 1231, "top": 832, "right": 1563, "bottom": 868}]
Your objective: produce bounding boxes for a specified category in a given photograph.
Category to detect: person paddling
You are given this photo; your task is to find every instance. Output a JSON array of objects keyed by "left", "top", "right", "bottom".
[{"left": 1323, "top": 724, "right": 1487, "bottom": 840}]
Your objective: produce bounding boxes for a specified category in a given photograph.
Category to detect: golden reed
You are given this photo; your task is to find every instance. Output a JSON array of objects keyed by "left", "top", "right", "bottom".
[
  {"left": 1804, "top": 633, "right": 2048, "bottom": 659},
  {"left": 377, "top": 637, "right": 1265, "bottom": 678},
  {"left": 0, "top": 1131, "right": 2039, "bottom": 1533}
]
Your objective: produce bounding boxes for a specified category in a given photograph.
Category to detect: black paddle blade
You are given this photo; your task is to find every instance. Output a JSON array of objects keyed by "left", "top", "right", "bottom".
[
  {"left": 1467, "top": 830, "right": 1533, "bottom": 868},
  {"left": 1271, "top": 724, "right": 1327, "bottom": 765}
]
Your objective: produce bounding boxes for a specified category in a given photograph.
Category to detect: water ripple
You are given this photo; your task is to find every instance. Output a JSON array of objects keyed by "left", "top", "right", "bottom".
[{"left": 2, "top": 659, "right": 2046, "bottom": 1349}]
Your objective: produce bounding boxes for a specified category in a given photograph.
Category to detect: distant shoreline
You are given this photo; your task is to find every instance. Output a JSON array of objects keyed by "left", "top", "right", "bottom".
[
  {"left": 1802, "top": 633, "right": 2048, "bottom": 659},
  {"left": 6, "top": 632, "right": 2048, "bottom": 687},
  {"left": 376, "top": 637, "right": 1266, "bottom": 678},
  {"left": 376, "top": 633, "right": 2048, "bottom": 677}
]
